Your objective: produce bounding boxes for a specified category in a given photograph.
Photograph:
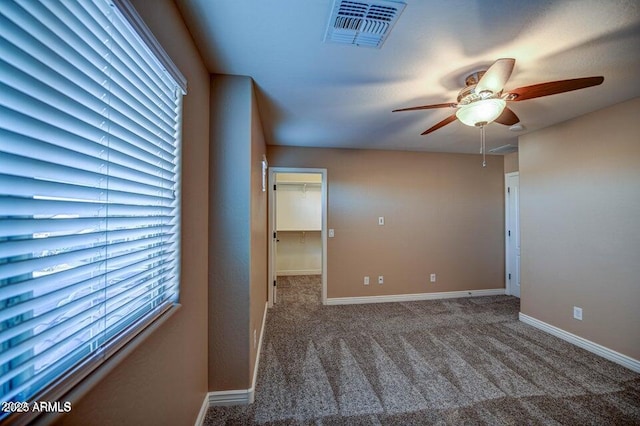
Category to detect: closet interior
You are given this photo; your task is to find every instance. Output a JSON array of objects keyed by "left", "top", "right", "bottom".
[{"left": 275, "top": 173, "right": 322, "bottom": 276}]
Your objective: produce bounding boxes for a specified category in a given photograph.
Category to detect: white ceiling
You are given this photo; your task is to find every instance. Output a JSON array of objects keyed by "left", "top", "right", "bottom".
[{"left": 176, "top": 0, "right": 640, "bottom": 154}]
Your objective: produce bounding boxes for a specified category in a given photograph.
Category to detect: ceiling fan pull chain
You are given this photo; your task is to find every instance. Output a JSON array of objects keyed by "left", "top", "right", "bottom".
[{"left": 481, "top": 125, "right": 487, "bottom": 168}]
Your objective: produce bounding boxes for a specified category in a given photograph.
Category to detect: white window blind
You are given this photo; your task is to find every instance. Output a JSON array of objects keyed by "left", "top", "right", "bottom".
[{"left": 0, "top": 0, "right": 185, "bottom": 420}]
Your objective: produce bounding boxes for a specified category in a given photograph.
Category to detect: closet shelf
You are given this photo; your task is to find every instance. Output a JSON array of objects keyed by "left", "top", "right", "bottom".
[
  {"left": 277, "top": 182, "right": 321, "bottom": 194},
  {"left": 276, "top": 181, "right": 321, "bottom": 186}
]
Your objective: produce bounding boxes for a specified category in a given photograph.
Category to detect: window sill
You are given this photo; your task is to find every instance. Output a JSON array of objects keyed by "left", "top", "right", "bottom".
[{"left": 23, "top": 304, "right": 182, "bottom": 426}]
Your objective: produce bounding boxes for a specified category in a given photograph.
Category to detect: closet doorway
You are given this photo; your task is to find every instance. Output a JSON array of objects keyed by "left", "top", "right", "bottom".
[{"left": 268, "top": 168, "right": 327, "bottom": 307}]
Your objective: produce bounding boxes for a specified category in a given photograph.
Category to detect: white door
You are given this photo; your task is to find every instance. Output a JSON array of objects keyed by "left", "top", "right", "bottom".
[
  {"left": 505, "top": 172, "right": 521, "bottom": 298},
  {"left": 268, "top": 171, "right": 278, "bottom": 306}
]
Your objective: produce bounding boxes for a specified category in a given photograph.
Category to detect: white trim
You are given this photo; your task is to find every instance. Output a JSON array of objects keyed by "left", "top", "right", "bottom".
[
  {"left": 276, "top": 269, "right": 322, "bottom": 276},
  {"left": 111, "top": 0, "right": 187, "bottom": 93},
  {"left": 326, "top": 289, "right": 505, "bottom": 305},
  {"left": 320, "top": 170, "right": 328, "bottom": 305},
  {"left": 268, "top": 168, "right": 328, "bottom": 308},
  {"left": 519, "top": 313, "right": 640, "bottom": 373},
  {"left": 208, "top": 389, "right": 253, "bottom": 406},
  {"left": 194, "top": 393, "right": 209, "bottom": 426},
  {"left": 249, "top": 301, "right": 268, "bottom": 403},
  {"left": 204, "top": 302, "right": 269, "bottom": 410},
  {"left": 504, "top": 171, "right": 519, "bottom": 297},
  {"left": 268, "top": 170, "right": 276, "bottom": 308}
]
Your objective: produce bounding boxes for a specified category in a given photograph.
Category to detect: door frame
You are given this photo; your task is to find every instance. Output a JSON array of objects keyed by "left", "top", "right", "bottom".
[
  {"left": 268, "top": 167, "right": 328, "bottom": 307},
  {"left": 504, "top": 171, "right": 520, "bottom": 297}
]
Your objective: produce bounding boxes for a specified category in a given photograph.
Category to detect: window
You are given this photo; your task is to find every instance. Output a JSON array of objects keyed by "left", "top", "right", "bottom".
[{"left": 0, "top": 0, "right": 186, "bottom": 421}]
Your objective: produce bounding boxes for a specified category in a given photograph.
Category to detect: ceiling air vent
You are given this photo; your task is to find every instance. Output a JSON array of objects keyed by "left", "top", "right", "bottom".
[
  {"left": 488, "top": 144, "right": 519, "bottom": 154},
  {"left": 324, "top": 0, "right": 407, "bottom": 48}
]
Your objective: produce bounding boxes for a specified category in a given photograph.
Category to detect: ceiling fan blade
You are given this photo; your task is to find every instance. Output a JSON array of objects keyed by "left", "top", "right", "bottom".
[
  {"left": 505, "top": 76, "right": 604, "bottom": 101},
  {"left": 476, "top": 58, "right": 515, "bottom": 94},
  {"left": 421, "top": 114, "right": 458, "bottom": 135},
  {"left": 393, "top": 102, "right": 457, "bottom": 112},
  {"left": 494, "top": 107, "right": 520, "bottom": 126}
]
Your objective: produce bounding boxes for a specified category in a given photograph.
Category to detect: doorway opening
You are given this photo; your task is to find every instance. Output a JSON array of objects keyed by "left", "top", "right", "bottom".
[{"left": 268, "top": 168, "right": 327, "bottom": 307}]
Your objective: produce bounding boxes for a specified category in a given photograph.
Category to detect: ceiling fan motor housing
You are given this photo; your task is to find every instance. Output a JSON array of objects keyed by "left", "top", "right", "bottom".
[
  {"left": 464, "top": 70, "right": 486, "bottom": 87},
  {"left": 457, "top": 70, "right": 499, "bottom": 105}
]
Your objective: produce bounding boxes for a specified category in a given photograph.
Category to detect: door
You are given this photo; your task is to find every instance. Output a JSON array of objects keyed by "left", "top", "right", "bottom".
[
  {"left": 268, "top": 171, "right": 278, "bottom": 306},
  {"left": 505, "top": 172, "right": 521, "bottom": 298}
]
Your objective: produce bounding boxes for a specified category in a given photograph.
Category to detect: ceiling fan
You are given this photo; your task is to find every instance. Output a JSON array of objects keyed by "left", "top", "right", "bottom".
[{"left": 393, "top": 58, "right": 603, "bottom": 165}]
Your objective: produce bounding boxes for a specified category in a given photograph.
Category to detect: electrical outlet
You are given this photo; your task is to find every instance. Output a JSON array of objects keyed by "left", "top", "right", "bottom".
[
  {"left": 329, "top": 229, "right": 335, "bottom": 238},
  {"left": 378, "top": 275, "right": 384, "bottom": 284},
  {"left": 364, "top": 276, "right": 370, "bottom": 285},
  {"left": 430, "top": 273, "right": 436, "bottom": 283},
  {"left": 378, "top": 216, "right": 385, "bottom": 226},
  {"left": 573, "top": 306, "right": 583, "bottom": 321}
]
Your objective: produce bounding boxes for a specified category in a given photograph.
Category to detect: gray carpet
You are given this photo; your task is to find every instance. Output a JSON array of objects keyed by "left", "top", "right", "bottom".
[{"left": 204, "top": 275, "right": 640, "bottom": 425}]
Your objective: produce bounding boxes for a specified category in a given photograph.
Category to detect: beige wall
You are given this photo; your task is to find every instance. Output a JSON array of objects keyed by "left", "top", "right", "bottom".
[
  {"left": 519, "top": 97, "right": 640, "bottom": 360},
  {"left": 209, "top": 75, "right": 267, "bottom": 390},
  {"left": 57, "top": 1, "right": 210, "bottom": 424},
  {"left": 268, "top": 147, "right": 506, "bottom": 298},
  {"left": 276, "top": 232, "right": 323, "bottom": 275},
  {"left": 504, "top": 152, "right": 519, "bottom": 173}
]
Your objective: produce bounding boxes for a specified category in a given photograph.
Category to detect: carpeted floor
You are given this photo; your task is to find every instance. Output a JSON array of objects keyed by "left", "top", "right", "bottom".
[{"left": 204, "top": 275, "right": 640, "bottom": 425}]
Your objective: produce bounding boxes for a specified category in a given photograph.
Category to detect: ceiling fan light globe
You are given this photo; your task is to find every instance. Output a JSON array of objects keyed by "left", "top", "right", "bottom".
[{"left": 456, "top": 99, "right": 506, "bottom": 127}]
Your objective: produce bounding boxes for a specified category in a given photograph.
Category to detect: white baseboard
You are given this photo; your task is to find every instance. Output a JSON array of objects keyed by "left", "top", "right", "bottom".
[
  {"left": 248, "top": 300, "right": 268, "bottom": 404},
  {"left": 196, "top": 302, "right": 268, "bottom": 425},
  {"left": 325, "top": 288, "right": 505, "bottom": 305},
  {"left": 276, "top": 269, "right": 322, "bottom": 276},
  {"left": 194, "top": 392, "right": 210, "bottom": 426},
  {"left": 208, "top": 389, "right": 253, "bottom": 406},
  {"left": 519, "top": 313, "right": 640, "bottom": 373}
]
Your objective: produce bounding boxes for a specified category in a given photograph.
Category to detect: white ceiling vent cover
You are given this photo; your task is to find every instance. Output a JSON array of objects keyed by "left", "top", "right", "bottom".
[
  {"left": 488, "top": 144, "right": 519, "bottom": 154},
  {"left": 324, "top": 0, "right": 407, "bottom": 48}
]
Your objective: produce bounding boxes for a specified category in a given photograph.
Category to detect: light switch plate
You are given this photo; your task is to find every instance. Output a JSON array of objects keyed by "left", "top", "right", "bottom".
[{"left": 573, "top": 306, "right": 583, "bottom": 320}]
